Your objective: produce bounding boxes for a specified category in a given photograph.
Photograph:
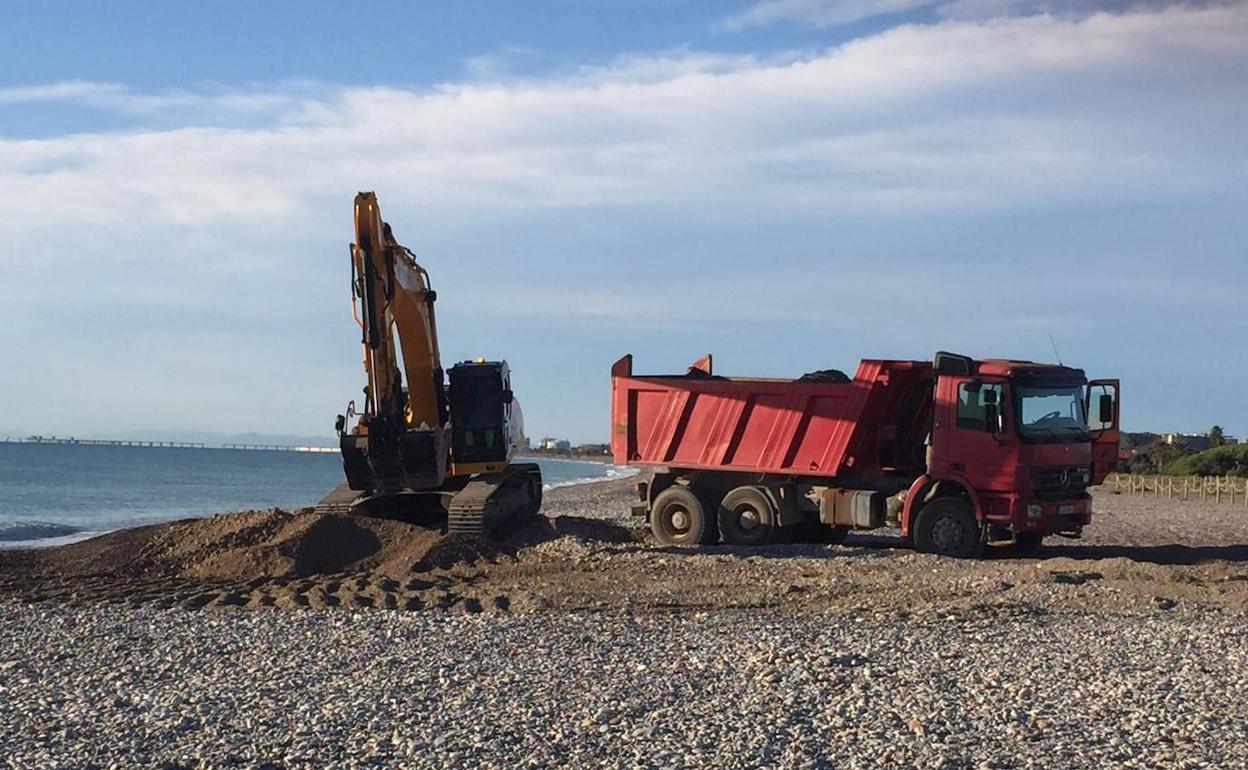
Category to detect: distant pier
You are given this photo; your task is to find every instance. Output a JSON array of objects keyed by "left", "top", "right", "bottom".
[
  {"left": 4, "top": 436, "right": 337, "bottom": 453},
  {"left": 221, "top": 443, "right": 338, "bottom": 453}
]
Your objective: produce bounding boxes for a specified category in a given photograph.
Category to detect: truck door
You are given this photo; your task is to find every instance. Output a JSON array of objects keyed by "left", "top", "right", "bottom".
[
  {"left": 930, "top": 376, "right": 1013, "bottom": 502},
  {"left": 1085, "top": 379, "right": 1119, "bottom": 485}
]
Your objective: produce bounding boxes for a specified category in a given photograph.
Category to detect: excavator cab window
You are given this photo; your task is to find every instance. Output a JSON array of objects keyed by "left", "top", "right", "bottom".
[{"left": 448, "top": 362, "right": 509, "bottom": 464}]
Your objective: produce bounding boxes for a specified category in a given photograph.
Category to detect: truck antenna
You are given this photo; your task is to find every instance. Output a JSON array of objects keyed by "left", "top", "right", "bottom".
[{"left": 1048, "top": 333, "right": 1064, "bottom": 366}]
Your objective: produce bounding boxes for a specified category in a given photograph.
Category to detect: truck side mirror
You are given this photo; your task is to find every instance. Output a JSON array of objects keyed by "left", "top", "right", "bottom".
[
  {"left": 501, "top": 389, "right": 514, "bottom": 404},
  {"left": 1098, "top": 393, "right": 1113, "bottom": 424}
]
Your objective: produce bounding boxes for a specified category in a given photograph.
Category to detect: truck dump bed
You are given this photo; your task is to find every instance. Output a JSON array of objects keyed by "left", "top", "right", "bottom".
[{"left": 610, "top": 354, "right": 934, "bottom": 479}]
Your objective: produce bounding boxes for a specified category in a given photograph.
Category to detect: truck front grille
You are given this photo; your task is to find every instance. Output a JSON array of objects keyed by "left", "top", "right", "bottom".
[{"left": 1032, "top": 466, "right": 1091, "bottom": 499}]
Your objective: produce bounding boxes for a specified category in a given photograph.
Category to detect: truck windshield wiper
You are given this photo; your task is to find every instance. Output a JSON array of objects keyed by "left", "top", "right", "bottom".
[
  {"left": 1025, "top": 426, "right": 1063, "bottom": 443},
  {"left": 1026, "top": 426, "right": 1089, "bottom": 443}
]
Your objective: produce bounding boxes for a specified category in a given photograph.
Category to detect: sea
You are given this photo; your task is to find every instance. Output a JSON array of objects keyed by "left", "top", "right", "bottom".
[{"left": 0, "top": 443, "right": 636, "bottom": 548}]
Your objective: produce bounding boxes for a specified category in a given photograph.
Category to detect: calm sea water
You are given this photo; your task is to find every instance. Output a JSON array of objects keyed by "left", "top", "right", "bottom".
[{"left": 0, "top": 443, "right": 633, "bottom": 547}]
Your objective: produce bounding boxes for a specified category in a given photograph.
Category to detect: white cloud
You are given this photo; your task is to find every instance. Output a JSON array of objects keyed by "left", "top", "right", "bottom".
[
  {"left": 0, "top": 3, "right": 1243, "bottom": 241},
  {"left": 0, "top": 81, "right": 127, "bottom": 105},
  {"left": 935, "top": 0, "right": 1235, "bottom": 21},
  {"left": 0, "top": 79, "right": 323, "bottom": 127},
  {"left": 721, "top": 0, "right": 937, "bottom": 30},
  {"left": 720, "top": 0, "right": 1236, "bottom": 29}
]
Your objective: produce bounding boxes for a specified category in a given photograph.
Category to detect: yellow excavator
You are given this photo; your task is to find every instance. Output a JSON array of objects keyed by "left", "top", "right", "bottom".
[{"left": 317, "top": 192, "right": 542, "bottom": 535}]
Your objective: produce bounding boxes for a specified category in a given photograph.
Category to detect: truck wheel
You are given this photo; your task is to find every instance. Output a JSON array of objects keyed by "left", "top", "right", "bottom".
[
  {"left": 913, "top": 498, "right": 983, "bottom": 558},
  {"left": 718, "top": 486, "right": 779, "bottom": 547},
  {"left": 650, "top": 487, "right": 715, "bottom": 547},
  {"left": 1013, "top": 532, "right": 1044, "bottom": 554}
]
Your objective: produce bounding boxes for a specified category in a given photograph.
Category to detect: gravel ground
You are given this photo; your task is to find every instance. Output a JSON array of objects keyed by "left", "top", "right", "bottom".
[
  {"left": 2, "top": 604, "right": 1246, "bottom": 770},
  {"left": 2, "top": 481, "right": 1246, "bottom": 768}
]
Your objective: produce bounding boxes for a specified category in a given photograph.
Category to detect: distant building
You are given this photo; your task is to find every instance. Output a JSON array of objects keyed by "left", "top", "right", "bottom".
[
  {"left": 577, "top": 443, "right": 611, "bottom": 456},
  {"left": 537, "top": 437, "right": 572, "bottom": 451},
  {"left": 1162, "top": 432, "right": 1238, "bottom": 451}
]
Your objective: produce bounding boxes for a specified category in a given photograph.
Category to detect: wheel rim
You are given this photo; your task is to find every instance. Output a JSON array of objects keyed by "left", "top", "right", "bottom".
[
  {"left": 734, "top": 505, "right": 760, "bottom": 532},
  {"left": 669, "top": 508, "right": 690, "bottom": 533},
  {"left": 930, "top": 515, "right": 966, "bottom": 553}
]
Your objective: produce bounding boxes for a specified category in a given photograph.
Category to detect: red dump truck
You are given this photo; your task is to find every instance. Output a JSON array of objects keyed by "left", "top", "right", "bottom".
[{"left": 610, "top": 352, "right": 1119, "bottom": 557}]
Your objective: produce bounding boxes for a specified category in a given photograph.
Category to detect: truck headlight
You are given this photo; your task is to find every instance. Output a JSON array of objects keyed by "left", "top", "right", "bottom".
[{"left": 1027, "top": 504, "right": 1043, "bottom": 520}]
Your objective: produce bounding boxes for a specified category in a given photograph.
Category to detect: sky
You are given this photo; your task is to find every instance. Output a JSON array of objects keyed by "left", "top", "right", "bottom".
[{"left": 0, "top": 0, "right": 1245, "bottom": 444}]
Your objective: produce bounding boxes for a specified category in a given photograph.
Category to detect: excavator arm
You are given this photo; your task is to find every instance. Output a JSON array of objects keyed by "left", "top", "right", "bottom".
[
  {"left": 341, "top": 192, "right": 448, "bottom": 490},
  {"left": 351, "top": 192, "right": 444, "bottom": 430}
]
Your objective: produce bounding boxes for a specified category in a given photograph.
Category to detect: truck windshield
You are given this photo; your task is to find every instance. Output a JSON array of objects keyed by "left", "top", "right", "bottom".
[{"left": 1015, "top": 385, "right": 1089, "bottom": 442}]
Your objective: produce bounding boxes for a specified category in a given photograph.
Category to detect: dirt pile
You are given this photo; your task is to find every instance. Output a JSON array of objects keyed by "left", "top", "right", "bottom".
[
  {"left": 148, "top": 509, "right": 471, "bottom": 580},
  {"left": 0, "top": 507, "right": 526, "bottom": 611},
  {"left": 5, "top": 508, "right": 502, "bottom": 582}
]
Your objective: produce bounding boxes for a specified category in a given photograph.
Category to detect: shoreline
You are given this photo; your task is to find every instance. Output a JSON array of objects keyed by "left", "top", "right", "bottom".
[{"left": 0, "top": 460, "right": 637, "bottom": 551}]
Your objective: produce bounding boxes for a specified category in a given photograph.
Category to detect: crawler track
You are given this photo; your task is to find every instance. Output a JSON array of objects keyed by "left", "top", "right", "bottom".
[
  {"left": 313, "top": 482, "right": 360, "bottom": 515},
  {"left": 447, "top": 463, "right": 543, "bottom": 536},
  {"left": 314, "top": 464, "right": 543, "bottom": 537}
]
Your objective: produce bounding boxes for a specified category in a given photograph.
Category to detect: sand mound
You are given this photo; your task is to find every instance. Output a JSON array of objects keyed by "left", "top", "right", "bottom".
[
  {"left": 0, "top": 506, "right": 537, "bottom": 611},
  {"left": 156, "top": 510, "right": 454, "bottom": 581},
  {"left": 5, "top": 508, "right": 508, "bottom": 584}
]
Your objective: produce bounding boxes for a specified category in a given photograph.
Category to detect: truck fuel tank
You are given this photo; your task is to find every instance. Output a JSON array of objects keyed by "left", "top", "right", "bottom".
[{"left": 819, "top": 488, "right": 885, "bottom": 529}]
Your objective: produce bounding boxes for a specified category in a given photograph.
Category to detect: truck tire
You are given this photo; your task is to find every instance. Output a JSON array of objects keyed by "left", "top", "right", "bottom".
[
  {"left": 1013, "top": 532, "right": 1044, "bottom": 554},
  {"left": 650, "top": 487, "right": 716, "bottom": 547},
  {"left": 913, "top": 498, "right": 983, "bottom": 558},
  {"left": 718, "top": 486, "right": 780, "bottom": 547}
]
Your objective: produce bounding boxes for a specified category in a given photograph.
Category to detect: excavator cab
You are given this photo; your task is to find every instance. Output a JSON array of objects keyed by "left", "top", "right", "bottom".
[{"left": 448, "top": 361, "right": 513, "bottom": 469}]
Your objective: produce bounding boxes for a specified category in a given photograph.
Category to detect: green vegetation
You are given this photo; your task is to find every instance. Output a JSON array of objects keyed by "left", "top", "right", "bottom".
[
  {"left": 1119, "top": 426, "right": 1244, "bottom": 477},
  {"left": 1122, "top": 441, "right": 1185, "bottom": 475},
  {"left": 1165, "top": 443, "right": 1248, "bottom": 478}
]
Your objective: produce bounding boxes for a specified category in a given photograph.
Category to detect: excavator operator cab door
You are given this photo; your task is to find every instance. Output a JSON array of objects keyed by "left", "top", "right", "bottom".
[{"left": 448, "top": 361, "right": 512, "bottom": 467}]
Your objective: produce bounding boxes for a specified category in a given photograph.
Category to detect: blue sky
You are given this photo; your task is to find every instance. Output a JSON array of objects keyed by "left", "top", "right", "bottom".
[{"left": 1, "top": 0, "right": 1245, "bottom": 443}]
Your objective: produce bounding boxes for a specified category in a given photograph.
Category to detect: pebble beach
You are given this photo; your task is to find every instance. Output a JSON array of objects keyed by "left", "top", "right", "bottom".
[{"left": 2, "top": 481, "right": 1247, "bottom": 769}]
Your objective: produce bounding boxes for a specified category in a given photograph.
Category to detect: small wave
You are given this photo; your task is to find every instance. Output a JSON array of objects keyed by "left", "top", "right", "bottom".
[
  {"left": 0, "top": 521, "right": 84, "bottom": 542},
  {"left": 543, "top": 466, "right": 640, "bottom": 491}
]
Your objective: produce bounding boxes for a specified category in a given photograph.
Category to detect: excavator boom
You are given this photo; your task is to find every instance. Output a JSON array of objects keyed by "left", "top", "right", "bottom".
[{"left": 352, "top": 193, "right": 443, "bottom": 431}]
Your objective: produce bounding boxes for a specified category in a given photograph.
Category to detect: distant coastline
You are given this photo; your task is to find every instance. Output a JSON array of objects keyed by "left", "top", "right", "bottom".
[
  {"left": 4, "top": 437, "right": 615, "bottom": 461},
  {"left": 521, "top": 448, "right": 613, "bottom": 464},
  {"left": 3, "top": 436, "right": 337, "bottom": 453}
]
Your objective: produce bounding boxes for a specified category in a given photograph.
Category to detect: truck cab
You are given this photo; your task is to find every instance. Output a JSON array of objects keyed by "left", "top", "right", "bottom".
[{"left": 913, "top": 352, "right": 1119, "bottom": 552}]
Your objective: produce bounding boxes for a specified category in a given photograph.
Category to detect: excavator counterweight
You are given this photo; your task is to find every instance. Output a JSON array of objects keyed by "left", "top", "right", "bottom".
[{"left": 323, "top": 192, "right": 541, "bottom": 535}]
